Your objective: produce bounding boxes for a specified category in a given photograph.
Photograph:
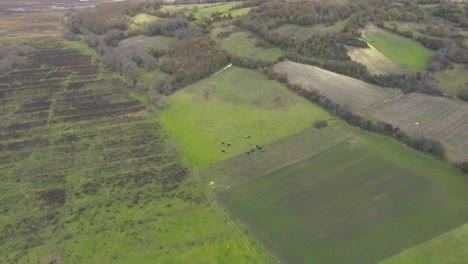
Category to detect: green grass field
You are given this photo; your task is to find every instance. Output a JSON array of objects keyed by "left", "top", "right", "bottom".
[
  {"left": 363, "top": 26, "right": 434, "bottom": 72},
  {"left": 160, "top": 66, "right": 331, "bottom": 166},
  {"left": 211, "top": 25, "right": 284, "bottom": 62},
  {"left": 435, "top": 63, "right": 468, "bottom": 97},
  {"left": 0, "top": 38, "right": 273, "bottom": 264},
  {"left": 379, "top": 222, "right": 468, "bottom": 264},
  {"left": 218, "top": 131, "right": 468, "bottom": 264}
]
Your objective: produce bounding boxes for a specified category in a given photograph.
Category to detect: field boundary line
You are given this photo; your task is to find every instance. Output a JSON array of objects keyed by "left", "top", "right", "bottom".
[{"left": 192, "top": 167, "right": 263, "bottom": 262}]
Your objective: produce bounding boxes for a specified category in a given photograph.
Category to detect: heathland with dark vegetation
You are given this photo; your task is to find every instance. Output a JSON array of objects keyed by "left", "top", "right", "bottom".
[{"left": 1, "top": 0, "right": 468, "bottom": 263}]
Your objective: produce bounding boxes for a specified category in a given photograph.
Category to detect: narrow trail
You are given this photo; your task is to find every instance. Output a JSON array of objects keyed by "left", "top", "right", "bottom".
[
  {"left": 212, "top": 63, "right": 233, "bottom": 76},
  {"left": 192, "top": 168, "right": 263, "bottom": 263}
]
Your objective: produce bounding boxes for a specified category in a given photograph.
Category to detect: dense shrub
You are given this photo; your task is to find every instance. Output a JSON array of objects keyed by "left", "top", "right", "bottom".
[
  {"left": 457, "top": 162, "right": 468, "bottom": 174},
  {"left": 314, "top": 120, "right": 328, "bottom": 129},
  {"left": 0, "top": 44, "right": 34, "bottom": 73},
  {"left": 144, "top": 16, "right": 189, "bottom": 36}
]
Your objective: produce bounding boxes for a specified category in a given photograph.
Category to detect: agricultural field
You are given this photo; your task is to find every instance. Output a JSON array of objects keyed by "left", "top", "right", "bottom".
[
  {"left": 211, "top": 24, "right": 285, "bottom": 63},
  {"left": 368, "top": 93, "right": 468, "bottom": 162},
  {"left": 274, "top": 60, "right": 468, "bottom": 162},
  {"left": 273, "top": 61, "right": 402, "bottom": 112},
  {"left": 161, "top": 66, "right": 331, "bottom": 166},
  {"left": 363, "top": 25, "right": 434, "bottom": 72},
  {"left": 216, "top": 131, "right": 468, "bottom": 264},
  {"left": 434, "top": 64, "right": 468, "bottom": 97},
  {"left": 346, "top": 44, "right": 407, "bottom": 75},
  {"left": 0, "top": 37, "right": 273, "bottom": 263}
]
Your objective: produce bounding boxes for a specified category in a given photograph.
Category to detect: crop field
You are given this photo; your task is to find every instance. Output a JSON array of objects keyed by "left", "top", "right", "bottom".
[
  {"left": 346, "top": 44, "right": 407, "bottom": 75},
  {"left": 273, "top": 61, "right": 402, "bottom": 112},
  {"left": 434, "top": 64, "right": 468, "bottom": 97},
  {"left": 211, "top": 24, "right": 284, "bottom": 63},
  {"left": 218, "top": 131, "right": 468, "bottom": 264},
  {"left": 0, "top": 38, "right": 272, "bottom": 263},
  {"left": 161, "top": 66, "right": 331, "bottom": 166},
  {"left": 368, "top": 93, "right": 468, "bottom": 162},
  {"left": 363, "top": 25, "right": 434, "bottom": 72},
  {"left": 379, "top": 222, "right": 468, "bottom": 264}
]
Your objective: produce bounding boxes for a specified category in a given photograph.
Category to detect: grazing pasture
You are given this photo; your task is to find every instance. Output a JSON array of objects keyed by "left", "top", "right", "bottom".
[
  {"left": 0, "top": 38, "right": 272, "bottom": 263},
  {"left": 274, "top": 60, "right": 402, "bottom": 112},
  {"left": 346, "top": 44, "right": 407, "bottom": 75},
  {"left": 363, "top": 25, "right": 434, "bottom": 72},
  {"left": 211, "top": 24, "right": 284, "bottom": 62},
  {"left": 219, "top": 132, "right": 468, "bottom": 264},
  {"left": 368, "top": 93, "right": 468, "bottom": 162},
  {"left": 202, "top": 123, "right": 354, "bottom": 187},
  {"left": 161, "top": 66, "right": 331, "bottom": 166}
]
